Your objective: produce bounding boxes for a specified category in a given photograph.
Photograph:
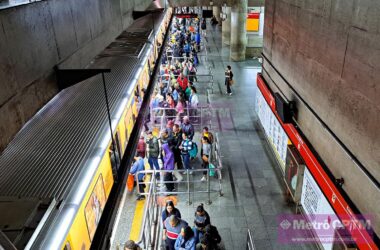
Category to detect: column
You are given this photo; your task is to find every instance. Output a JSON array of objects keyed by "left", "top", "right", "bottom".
[
  {"left": 213, "top": 6, "right": 221, "bottom": 25},
  {"left": 230, "top": 0, "right": 247, "bottom": 61},
  {"left": 222, "top": 7, "right": 231, "bottom": 45}
]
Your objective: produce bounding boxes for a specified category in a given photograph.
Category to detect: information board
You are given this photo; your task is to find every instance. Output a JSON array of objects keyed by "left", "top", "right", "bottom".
[
  {"left": 256, "top": 86, "right": 288, "bottom": 172},
  {"left": 301, "top": 168, "right": 337, "bottom": 250}
]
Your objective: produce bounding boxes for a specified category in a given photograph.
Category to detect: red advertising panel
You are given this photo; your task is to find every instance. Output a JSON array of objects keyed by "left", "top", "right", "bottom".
[{"left": 256, "top": 73, "right": 377, "bottom": 250}]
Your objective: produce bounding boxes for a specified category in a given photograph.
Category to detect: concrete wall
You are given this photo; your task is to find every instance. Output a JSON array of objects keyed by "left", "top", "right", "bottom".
[
  {"left": 262, "top": 0, "right": 380, "bottom": 236},
  {"left": 0, "top": 0, "right": 152, "bottom": 152}
]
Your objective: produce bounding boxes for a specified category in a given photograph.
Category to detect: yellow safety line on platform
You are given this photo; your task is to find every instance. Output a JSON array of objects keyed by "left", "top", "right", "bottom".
[
  {"left": 129, "top": 200, "right": 145, "bottom": 241},
  {"left": 129, "top": 160, "right": 152, "bottom": 241}
]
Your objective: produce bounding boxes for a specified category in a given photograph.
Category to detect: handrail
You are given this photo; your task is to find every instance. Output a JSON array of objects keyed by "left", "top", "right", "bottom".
[
  {"left": 135, "top": 183, "right": 160, "bottom": 250},
  {"left": 246, "top": 229, "right": 256, "bottom": 250},
  {"left": 151, "top": 105, "right": 212, "bottom": 129},
  {"left": 136, "top": 167, "right": 223, "bottom": 205}
]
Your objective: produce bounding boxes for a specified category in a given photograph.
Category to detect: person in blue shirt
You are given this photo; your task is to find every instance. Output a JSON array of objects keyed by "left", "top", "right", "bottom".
[
  {"left": 195, "top": 32, "right": 201, "bottom": 52},
  {"left": 184, "top": 42, "right": 191, "bottom": 58},
  {"left": 174, "top": 226, "right": 196, "bottom": 250},
  {"left": 129, "top": 156, "right": 145, "bottom": 200}
]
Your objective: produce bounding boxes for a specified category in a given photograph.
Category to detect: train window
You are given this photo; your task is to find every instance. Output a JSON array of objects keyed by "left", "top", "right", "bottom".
[
  {"left": 64, "top": 242, "right": 71, "bottom": 250},
  {"left": 115, "top": 131, "right": 122, "bottom": 158},
  {"left": 109, "top": 142, "right": 120, "bottom": 172}
]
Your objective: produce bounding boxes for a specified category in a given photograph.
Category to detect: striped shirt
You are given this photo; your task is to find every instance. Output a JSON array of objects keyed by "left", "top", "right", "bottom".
[
  {"left": 181, "top": 139, "right": 193, "bottom": 154},
  {"left": 164, "top": 218, "right": 188, "bottom": 240}
]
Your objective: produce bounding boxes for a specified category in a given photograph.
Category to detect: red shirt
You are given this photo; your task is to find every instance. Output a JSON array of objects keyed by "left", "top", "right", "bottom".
[
  {"left": 177, "top": 76, "right": 188, "bottom": 91},
  {"left": 137, "top": 138, "right": 146, "bottom": 157}
]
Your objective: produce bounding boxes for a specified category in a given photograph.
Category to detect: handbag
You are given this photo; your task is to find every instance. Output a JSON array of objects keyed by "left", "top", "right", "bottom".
[
  {"left": 209, "top": 163, "right": 216, "bottom": 177},
  {"left": 229, "top": 79, "right": 234, "bottom": 85},
  {"left": 202, "top": 154, "right": 209, "bottom": 162},
  {"left": 127, "top": 174, "right": 135, "bottom": 192}
]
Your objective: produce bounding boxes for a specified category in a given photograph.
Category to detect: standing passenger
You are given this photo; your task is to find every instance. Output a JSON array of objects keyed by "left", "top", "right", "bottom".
[
  {"left": 200, "top": 137, "right": 211, "bottom": 182},
  {"left": 146, "top": 131, "right": 160, "bottom": 178},
  {"left": 163, "top": 215, "right": 188, "bottom": 250},
  {"left": 174, "top": 226, "right": 196, "bottom": 250},
  {"left": 129, "top": 156, "right": 146, "bottom": 200},
  {"left": 193, "top": 204, "right": 211, "bottom": 243},
  {"left": 162, "top": 200, "right": 182, "bottom": 223},
  {"left": 225, "top": 65, "right": 233, "bottom": 95},
  {"left": 136, "top": 135, "right": 146, "bottom": 158},
  {"left": 162, "top": 142, "right": 175, "bottom": 192},
  {"left": 179, "top": 133, "right": 193, "bottom": 172}
]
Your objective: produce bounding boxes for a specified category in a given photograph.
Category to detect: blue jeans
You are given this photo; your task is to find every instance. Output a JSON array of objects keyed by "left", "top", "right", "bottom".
[
  {"left": 182, "top": 154, "right": 191, "bottom": 170},
  {"left": 193, "top": 227, "right": 204, "bottom": 245},
  {"left": 148, "top": 157, "right": 160, "bottom": 178}
]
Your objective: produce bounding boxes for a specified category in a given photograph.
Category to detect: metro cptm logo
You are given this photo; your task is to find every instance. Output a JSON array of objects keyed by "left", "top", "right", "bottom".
[{"left": 280, "top": 219, "right": 292, "bottom": 230}]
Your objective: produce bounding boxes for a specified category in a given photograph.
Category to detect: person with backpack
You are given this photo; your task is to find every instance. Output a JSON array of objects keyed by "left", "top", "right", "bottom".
[{"left": 179, "top": 133, "right": 193, "bottom": 172}]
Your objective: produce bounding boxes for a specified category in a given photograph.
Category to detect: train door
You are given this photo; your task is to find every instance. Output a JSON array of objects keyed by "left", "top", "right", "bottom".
[{"left": 109, "top": 131, "right": 122, "bottom": 176}]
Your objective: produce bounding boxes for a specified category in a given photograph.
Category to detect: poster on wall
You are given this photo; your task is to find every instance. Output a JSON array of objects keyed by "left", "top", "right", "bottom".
[
  {"left": 255, "top": 85, "right": 288, "bottom": 172},
  {"left": 300, "top": 168, "right": 337, "bottom": 250},
  {"left": 85, "top": 175, "right": 107, "bottom": 241}
]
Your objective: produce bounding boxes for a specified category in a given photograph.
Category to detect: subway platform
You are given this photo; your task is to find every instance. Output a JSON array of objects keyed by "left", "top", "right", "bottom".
[{"left": 110, "top": 22, "right": 317, "bottom": 250}]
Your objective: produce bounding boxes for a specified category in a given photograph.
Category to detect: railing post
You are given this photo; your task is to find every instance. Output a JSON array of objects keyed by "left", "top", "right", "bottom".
[
  {"left": 207, "top": 169, "right": 212, "bottom": 205},
  {"left": 187, "top": 170, "right": 191, "bottom": 205}
]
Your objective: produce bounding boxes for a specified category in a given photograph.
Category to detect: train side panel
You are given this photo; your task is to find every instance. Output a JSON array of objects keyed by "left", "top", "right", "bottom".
[{"left": 63, "top": 151, "right": 114, "bottom": 250}]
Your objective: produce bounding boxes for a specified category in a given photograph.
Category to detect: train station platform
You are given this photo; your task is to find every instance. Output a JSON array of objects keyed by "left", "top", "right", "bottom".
[{"left": 110, "top": 21, "right": 316, "bottom": 250}]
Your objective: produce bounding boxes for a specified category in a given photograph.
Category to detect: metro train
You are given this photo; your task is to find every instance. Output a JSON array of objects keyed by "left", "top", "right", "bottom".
[{"left": 0, "top": 8, "right": 172, "bottom": 250}]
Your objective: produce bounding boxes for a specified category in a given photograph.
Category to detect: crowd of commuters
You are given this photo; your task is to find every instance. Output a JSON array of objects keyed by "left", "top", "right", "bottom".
[
  {"left": 162, "top": 201, "right": 221, "bottom": 250},
  {"left": 128, "top": 15, "right": 218, "bottom": 198},
  {"left": 126, "top": 14, "right": 225, "bottom": 249}
]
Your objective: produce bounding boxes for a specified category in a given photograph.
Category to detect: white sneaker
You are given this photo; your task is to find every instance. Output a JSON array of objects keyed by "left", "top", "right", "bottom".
[{"left": 201, "top": 176, "right": 206, "bottom": 182}]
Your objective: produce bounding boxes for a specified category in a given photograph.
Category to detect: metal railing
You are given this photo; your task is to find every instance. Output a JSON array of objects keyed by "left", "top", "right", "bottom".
[
  {"left": 150, "top": 105, "right": 212, "bottom": 130},
  {"left": 136, "top": 168, "right": 222, "bottom": 205},
  {"left": 158, "top": 74, "right": 214, "bottom": 92},
  {"left": 246, "top": 229, "right": 256, "bottom": 250},
  {"left": 135, "top": 184, "right": 161, "bottom": 250}
]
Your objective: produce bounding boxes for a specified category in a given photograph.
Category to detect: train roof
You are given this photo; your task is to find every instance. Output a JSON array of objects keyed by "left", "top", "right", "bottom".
[{"left": 0, "top": 10, "right": 165, "bottom": 202}]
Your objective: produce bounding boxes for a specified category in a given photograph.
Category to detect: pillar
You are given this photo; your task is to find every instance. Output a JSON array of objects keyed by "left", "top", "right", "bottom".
[
  {"left": 230, "top": 0, "right": 247, "bottom": 61},
  {"left": 213, "top": 6, "right": 221, "bottom": 25},
  {"left": 222, "top": 7, "right": 231, "bottom": 45}
]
